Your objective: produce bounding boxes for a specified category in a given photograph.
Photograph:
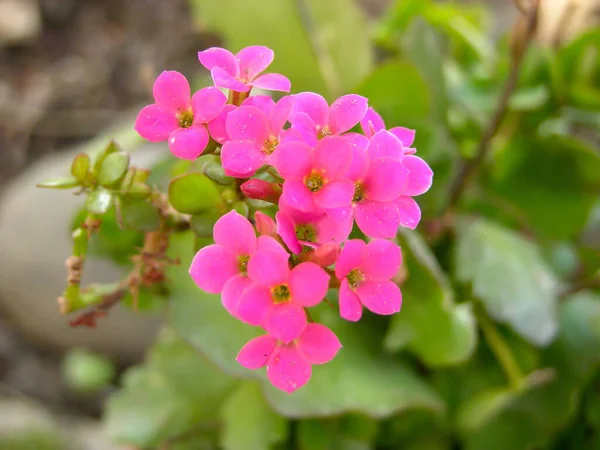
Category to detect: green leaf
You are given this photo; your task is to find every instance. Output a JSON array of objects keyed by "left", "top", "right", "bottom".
[
  {"left": 98, "top": 151, "right": 130, "bottom": 187},
  {"left": 190, "top": 0, "right": 372, "bottom": 97},
  {"left": 63, "top": 348, "right": 116, "bottom": 393},
  {"left": 168, "top": 173, "right": 220, "bottom": 215},
  {"left": 203, "top": 160, "right": 234, "bottom": 186},
  {"left": 85, "top": 189, "right": 114, "bottom": 215},
  {"left": 219, "top": 382, "right": 288, "bottom": 450},
  {"left": 70, "top": 152, "right": 91, "bottom": 184},
  {"left": 190, "top": 212, "right": 220, "bottom": 238},
  {"left": 385, "top": 229, "right": 477, "bottom": 367},
  {"left": 168, "top": 233, "right": 443, "bottom": 418},
  {"left": 92, "top": 140, "right": 121, "bottom": 174},
  {"left": 508, "top": 85, "right": 550, "bottom": 111},
  {"left": 455, "top": 218, "right": 559, "bottom": 346},
  {"left": 104, "top": 328, "right": 235, "bottom": 448},
  {"left": 37, "top": 176, "right": 80, "bottom": 190},
  {"left": 118, "top": 198, "right": 161, "bottom": 232}
]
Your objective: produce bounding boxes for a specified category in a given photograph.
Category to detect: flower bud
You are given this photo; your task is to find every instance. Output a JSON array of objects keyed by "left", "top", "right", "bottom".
[
  {"left": 255, "top": 211, "right": 276, "bottom": 236},
  {"left": 303, "top": 243, "right": 340, "bottom": 267},
  {"left": 240, "top": 179, "right": 281, "bottom": 204}
]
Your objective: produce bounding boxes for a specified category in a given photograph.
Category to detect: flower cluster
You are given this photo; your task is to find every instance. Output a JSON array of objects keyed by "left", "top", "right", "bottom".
[{"left": 135, "top": 45, "right": 433, "bottom": 393}]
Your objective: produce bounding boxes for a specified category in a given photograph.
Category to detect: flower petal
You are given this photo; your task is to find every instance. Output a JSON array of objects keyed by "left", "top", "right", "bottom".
[
  {"left": 207, "top": 104, "right": 235, "bottom": 144},
  {"left": 237, "top": 334, "right": 277, "bottom": 370},
  {"left": 255, "top": 211, "right": 276, "bottom": 236},
  {"left": 403, "top": 155, "right": 434, "bottom": 196},
  {"left": 269, "top": 95, "right": 295, "bottom": 132},
  {"left": 276, "top": 212, "right": 302, "bottom": 255},
  {"left": 191, "top": 86, "right": 227, "bottom": 124},
  {"left": 282, "top": 179, "right": 315, "bottom": 212},
  {"left": 236, "top": 46, "right": 274, "bottom": 80},
  {"left": 242, "top": 95, "right": 275, "bottom": 115},
  {"left": 274, "top": 141, "right": 312, "bottom": 179},
  {"left": 367, "top": 129, "right": 404, "bottom": 160},
  {"left": 346, "top": 144, "right": 370, "bottom": 181},
  {"left": 247, "top": 250, "right": 290, "bottom": 287},
  {"left": 152, "top": 71, "right": 191, "bottom": 113},
  {"left": 314, "top": 136, "right": 353, "bottom": 179},
  {"left": 250, "top": 73, "right": 292, "bottom": 92},
  {"left": 198, "top": 47, "right": 239, "bottom": 76},
  {"left": 226, "top": 105, "right": 270, "bottom": 142},
  {"left": 335, "top": 239, "right": 366, "bottom": 279},
  {"left": 355, "top": 201, "right": 400, "bottom": 239},
  {"left": 237, "top": 285, "right": 272, "bottom": 326},
  {"left": 289, "top": 112, "right": 319, "bottom": 147},
  {"left": 297, "top": 323, "right": 342, "bottom": 364},
  {"left": 168, "top": 126, "right": 209, "bottom": 160},
  {"left": 328, "top": 94, "right": 368, "bottom": 135},
  {"left": 221, "top": 140, "right": 266, "bottom": 177},
  {"left": 213, "top": 210, "right": 257, "bottom": 255},
  {"left": 360, "top": 239, "right": 402, "bottom": 280},
  {"left": 313, "top": 180, "right": 355, "bottom": 209},
  {"left": 189, "top": 244, "right": 237, "bottom": 293},
  {"left": 264, "top": 302, "right": 307, "bottom": 343},
  {"left": 289, "top": 262, "right": 330, "bottom": 307},
  {"left": 325, "top": 206, "right": 354, "bottom": 224},
  {"left": 389, "top": 126, "right": 416, "bottom": 147},
  {"left": 365, "top": 157, "right": 409, "bottom": 202},
  {"left": 222, "top": 274, "right": 252, "bottom": 319},
  {"left": 315, "top": 215, "right": 353, "bottom": 245},
  {"left": 339, "top": 279, "right": 363, "bottom": 322},
  {"left": 356, "top": 280, "right": 402, "bottom": 315},
  {"left": 134, "top": 104, "right": 178, "bottom": 142},
  {"left": 291, "top": 92, "right": 329, "bottom": 130},
  {"left": 396, "top": 196, "right": 421, "bottom": 230},
  {"left": 360, "top": 107, "right": 385, "bottom": 138},
  {"left": 267, "top": 345, "right": 312, "bottom": 393},
  {"left": 211, "top": 67, "right": 249, "bottom": 92}
]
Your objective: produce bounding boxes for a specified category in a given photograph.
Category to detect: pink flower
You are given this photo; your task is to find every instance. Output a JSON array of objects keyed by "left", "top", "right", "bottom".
[
  {"left": 198, "top": 46, "right": 291, "bottom": 93},
  {"left": 189, "top": 211, "right": 287, "bottom": 319},
  {"left": 360, "top": 107, "right": 416, "bottom": 153},
  {"left": 276, "top": 196, "right": 352, "bottom": 254},
  {"left": 237, "top": 251, "right": 330, "bottom": 343},
  {"left": 221, "top": 96, "right": 294, "bottom": 177},
  {"left": 207, "top": 104, "right": 236, "bottom": 145},
  {"left": 335, "top": 239, "right": 402, "bottom": 322},
  {"left": 240, "top": 179, "right": 282, "bottom": 204},
  {"left": 275, "top": 135, "right": 355, "bottom": 214},
  {"left": 237, "top": 323, "right": 342, "bottom": 393},
  {"left": 135, "top": 71, "right": 227, "bottom": 160},
  {"left": 290, "top": 92, "right": 368, "bottom": 145}
]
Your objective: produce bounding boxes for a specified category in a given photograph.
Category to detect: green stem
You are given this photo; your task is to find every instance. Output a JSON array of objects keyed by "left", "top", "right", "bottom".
[{"left": 476, "top": 304, "right": 523, "bottom": 390}]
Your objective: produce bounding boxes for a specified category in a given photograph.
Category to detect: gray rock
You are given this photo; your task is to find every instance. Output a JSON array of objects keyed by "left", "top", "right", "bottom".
[
  {"left": 0, "top": 126, "right": 165, "bottom": 363},
  {"left": 0, "top": 0, "right": 41, "bottom": 46}
]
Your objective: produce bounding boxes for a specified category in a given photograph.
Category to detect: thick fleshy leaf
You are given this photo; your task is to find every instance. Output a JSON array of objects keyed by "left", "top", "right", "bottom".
[
  {"left": 339, "top": 279, "right": 363, "bottom": 322},
  {"left": 403, "top": 155, "right": 433, "bottom": 196},
  {"left": 198, "top": 47, "right": 239, "bottom": 75},
  {"left": 360, "top": 239, "right": 402, "bottom": 280},
  {"left": 248, "top": 250, "right": 290, "bottom": 287},
  {"left": 222, "top": 274, "right": 252, "bottom": 319},
  {"left": 367, "top": 130, "right": 404, "bottom": 160},
  {"left": 167, "top": 126, "right": 209, "bottom": 160},
  {"left": 314, "top": 136, "right": 353, "bottom": 178},
  {"left": 328, "top": 94, "right": 368, "bottom": 135},
  {"left": 275, "top": 141, "right": 312, "bottom": 178},
  {"left": 396, "top": 197, "right": 421, "bottom": 230},
  {"left": 313, "top": 180, "right": 355, "bottom": 209},
  {"left": 282, "top": 179, "right": 315, "bottom": 212},
  {"left": 152, "top": 71, "right": 191, "bottom": 113},
  {"left": 355, "top": 201, "right": 400, "bottom": 239},
  {"left": 250, "top": 73, "right": 291, "bottom": 92},
  {"left": 263, "top": 302, "right": 307, "bottom": 344},
  {"left": 211, "top": 67, "right": 249, "bottom": 92},
  {"left": 97, "top": 152, "right": 130, "bottom": 187},
  {"left": 221, "top": 140, "right": 266, "bottom": 177},
  {"left": 366, "top": 158, "right": 409, "bottom": 202},
  {"left": 226, "top": 106, "right": 270, "bottom": 142},
  {"left": 189, "top": 244, "right": 238, "bottom": 293},
  {"left": 168, "top": 172, "right": 220, "bottom": 214},
  {"left": 236, "top": 45, "right": 274, "bottom": 80},
  {"left": 118, "top": 198, "right": 161, "bottom": 232},
  {"left": 236, "top": 335, "right": 277, "bottom": 369},
  {"left": 86, "top": 188, "right": 114, "bottom": 215},
  {"left": 298, "top": 323, "right": 342, "bottom": 364},
  {"left": 456, "top": 218, "right": 559, "bottom": 346},
  {"left": 267, "top": 346, "right": 312, "bottom": 394},
  {"left": 213, "top": 210, "right": 257, "bottom": 256},
  {"left": 191, "top": 87, "right": 227, "bottom": 123},
  {"left": 356, "top": 281, "right": 401, "bottom": 315},
  {"left": 335, "top": 239, "right": 366, "bottom": 279},
  {"left": 237, "top": 285, "right": 273, "bottom": 326},
  {"left": 134, "top": 104, "right": 178, "bottom": 142},
  {"left": 289, "top": 263, "right": 330, "bottom": 307}
]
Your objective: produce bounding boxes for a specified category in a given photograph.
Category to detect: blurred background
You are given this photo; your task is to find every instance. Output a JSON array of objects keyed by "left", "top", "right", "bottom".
[{"left": 0, "top": 0, "right": 599, "bottom": 449}]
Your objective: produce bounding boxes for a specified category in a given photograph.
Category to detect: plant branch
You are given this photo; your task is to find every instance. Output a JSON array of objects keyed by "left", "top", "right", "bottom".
[
  {"left": 68, "top": 287, "right": 127, "bottom": 327},
  {"left": 441, "top": 0, "right": 540, "bottom": 214}
]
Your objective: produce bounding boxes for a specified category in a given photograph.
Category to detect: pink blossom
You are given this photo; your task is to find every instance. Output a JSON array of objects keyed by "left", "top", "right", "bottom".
[
  {"left": 189, "top": 211, "right": 287, "bottom": 319},
  {"left": 276, "top": 196, "right": 352, "bottom": 254},
  {"left": 237, "top": 323, "right": 342, "bottom": 393},
  {"left": 221, "top": 96, "right": 294, "bottom": 177},
  {"left": 198, "top": 46, "right": 291, "bottom": 93},
  {"left": 237, "top": 251, "right": 330, "bottom": 343},
  {"left": 207, "top": 104, "right": 236, "bottom": 145},
  {"left": 275, "top": 135, "right": 355, "bottom": 215},
  {"left": 335, "top": 239, "right": 402, "bottom": 322},
  {"left": 254, "top": 211, "right": 277, "bottom": 236},
  {"left": 135, "top": 71, "right": 227, "bottom": 160},
  {"left": 290, "top": 92, "right": 369, "bottom": 145},
  {"left": 360, "top": 107, "right": 416, "bottom": 153}
]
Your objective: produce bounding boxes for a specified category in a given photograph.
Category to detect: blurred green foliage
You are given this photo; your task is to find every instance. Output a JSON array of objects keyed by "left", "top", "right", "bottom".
[{"left": 83, "top": 0, "right": 600, "bottom": 448}]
